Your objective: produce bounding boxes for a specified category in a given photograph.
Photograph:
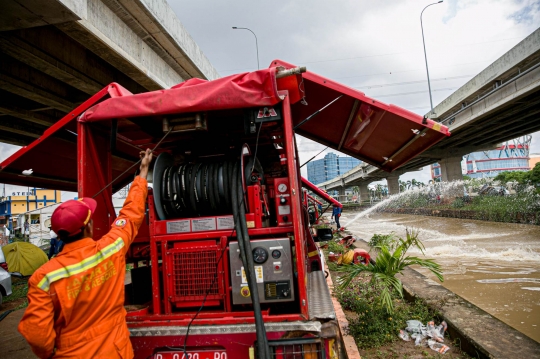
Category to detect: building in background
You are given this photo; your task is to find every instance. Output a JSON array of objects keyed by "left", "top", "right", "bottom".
[
  {"left": 530, "top": 153, "right": 540, "bottom": 169},
  {"left": 431, "top": 136, "right": 532, "bottom": 181},
  {"left": 431, "top": 163, "right": 442, "bottom": 180},
  {"left": 307, "top": 152, "right": 361, "bottom": 185},
  {"left": 0, "top": 188, "right": 61, "bottom": 231}
]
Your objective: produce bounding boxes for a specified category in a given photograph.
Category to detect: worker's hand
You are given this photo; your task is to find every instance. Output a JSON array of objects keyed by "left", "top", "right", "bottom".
[{"left": 138, "top": 149, "right": 153, "bottom": 180}]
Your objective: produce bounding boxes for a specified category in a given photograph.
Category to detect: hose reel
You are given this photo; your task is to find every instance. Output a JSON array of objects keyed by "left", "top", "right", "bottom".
[{"left": 152, "top": 148, "right": 265, "bottom": 221}]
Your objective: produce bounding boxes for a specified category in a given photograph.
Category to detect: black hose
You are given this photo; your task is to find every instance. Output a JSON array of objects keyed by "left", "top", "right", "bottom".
[
  {"left": 231, "top": 163, "right": 252, "bottom": 291},
  {"left": 231, "top": 161, "right": 270, "bottom": 359},
  {"left": 0, "top": 309, "right": 13, "bottom": 323}
]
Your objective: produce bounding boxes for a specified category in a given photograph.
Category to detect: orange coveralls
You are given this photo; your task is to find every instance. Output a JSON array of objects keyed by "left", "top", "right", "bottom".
[{"left": 19, "top": 177, "right": 148, "bottom": 359}]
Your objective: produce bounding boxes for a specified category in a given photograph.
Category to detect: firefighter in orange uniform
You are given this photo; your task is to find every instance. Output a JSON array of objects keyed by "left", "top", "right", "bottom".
[{"left": 19, "top": 149, "right": 153, "bottom": 359}]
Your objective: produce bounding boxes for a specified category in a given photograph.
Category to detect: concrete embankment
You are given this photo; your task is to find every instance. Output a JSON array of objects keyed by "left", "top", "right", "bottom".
[{"left": 342, "top": 239, "right": 540, "bottom": 358}]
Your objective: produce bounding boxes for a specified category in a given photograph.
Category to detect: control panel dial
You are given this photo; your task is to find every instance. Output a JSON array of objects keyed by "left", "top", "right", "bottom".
[{"left": 252, "top": 247, "right": 269, "bottom": 264}]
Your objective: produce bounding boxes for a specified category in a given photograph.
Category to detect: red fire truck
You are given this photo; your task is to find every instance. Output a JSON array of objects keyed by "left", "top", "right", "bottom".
[{"left": 0, "top": 60, "right": 449, "bottom": 358}]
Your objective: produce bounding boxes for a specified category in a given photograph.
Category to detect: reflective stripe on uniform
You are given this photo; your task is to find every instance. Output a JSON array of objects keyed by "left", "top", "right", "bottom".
[{"left": 38, "top": 237, "right": 124, "bottom": 292}]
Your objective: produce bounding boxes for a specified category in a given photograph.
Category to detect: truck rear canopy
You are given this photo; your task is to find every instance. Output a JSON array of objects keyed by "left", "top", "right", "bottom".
[{"left": 0, "top": 61, "right": 449, "bottom": 192}]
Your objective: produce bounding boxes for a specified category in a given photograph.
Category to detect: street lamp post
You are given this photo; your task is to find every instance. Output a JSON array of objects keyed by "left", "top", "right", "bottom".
[
  {"left": 420, "top": 1, "right": 443, "bottom": 118},
  {"left": 232, "top": 27, "right": 259, "bottom": 70}
]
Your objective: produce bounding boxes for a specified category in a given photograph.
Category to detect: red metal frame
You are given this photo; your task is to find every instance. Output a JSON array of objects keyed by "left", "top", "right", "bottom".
[
  {"left": 307, "top": 194, "right": 323, "bottom": 206},
  {"left": 125, "top": 94, "right": 310, "bottom": 335},
  {"left": 271, "top": 59, "right": 450, "bottom": 172},
  {"left": 281, "top": 92, "right": 309, "bottom": 319},
  {"left": 301, "top": 176, "right": 342, "bottom": 208},
  {"left": 78, "top": 122, "right": 115, "bottom": 239}
]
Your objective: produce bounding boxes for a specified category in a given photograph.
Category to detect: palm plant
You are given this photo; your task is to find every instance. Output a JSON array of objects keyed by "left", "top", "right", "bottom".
[
  {"left": 337, "top": 229, "right": 443, "bottom": 313},
  {"left": 399, "top": 180, "right": 406, "bottom": 193}
]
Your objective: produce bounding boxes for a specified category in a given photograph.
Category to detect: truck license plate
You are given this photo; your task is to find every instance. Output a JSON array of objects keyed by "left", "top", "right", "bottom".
[{"left": 154, "top": 350, "right": 227, "bottom": 359}]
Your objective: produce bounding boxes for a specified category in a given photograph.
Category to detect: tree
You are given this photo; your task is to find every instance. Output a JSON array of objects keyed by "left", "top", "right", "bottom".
[
  {"left": 494, "top": 170, "right": 528, "bottom": 184},
  {"left": 411, "top": 179, "right": 425, "bottom": 188},
  {"left": 399, "top": 180, "right": 406, "bottom": 192},
  {"left": 338, "top": 230, "right": 443, "bottom": 313},
  {"left": 529, "top": 163, "right": 540, "bottom": 185}
]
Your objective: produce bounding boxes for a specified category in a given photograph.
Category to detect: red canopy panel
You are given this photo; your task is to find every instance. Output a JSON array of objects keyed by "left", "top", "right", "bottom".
[
  {"left": 270, "top": 60, "right": 450, "bottom": 172},
  {"left": 80, "top": 69, "right": 284, "bottom": 122},
  {"left": 0, "top": 62, "right": 450, "bottom": 193},
  {"left": 0, "top": 84, "right": 134, "bottom": 192}
]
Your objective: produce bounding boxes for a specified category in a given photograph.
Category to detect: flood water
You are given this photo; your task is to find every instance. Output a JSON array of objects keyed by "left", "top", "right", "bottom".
[{"left": 342, "top": 211, "right": 540, "bottom": 343}]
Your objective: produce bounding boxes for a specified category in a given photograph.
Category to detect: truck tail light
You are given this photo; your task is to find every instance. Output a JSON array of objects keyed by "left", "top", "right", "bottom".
[{"left": 268, "top": 338, "right": 324, "bottom": 359}]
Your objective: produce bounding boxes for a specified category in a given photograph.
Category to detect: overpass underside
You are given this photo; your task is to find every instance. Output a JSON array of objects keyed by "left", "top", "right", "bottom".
[
  {"left": 0, "top": 0, "right": 218, "bottom": 147},
  {"left": 408, "top": 62, "right": 540, "bottom": 171},
  {"left": 0, "top": 24, "right": 149, "bottom": 146}
]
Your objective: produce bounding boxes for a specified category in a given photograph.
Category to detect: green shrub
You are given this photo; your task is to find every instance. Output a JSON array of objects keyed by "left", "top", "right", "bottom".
[
  {"left": 336, "top": 273, "right": 435, "bottom": 349},
  {"left": 338, "top": 230, "right": 443, "bottom": 312},
  {"left": 368, "top": 233, "right": 396, "bottom": 250},
  {"left": 452, "top": 198, "right": 464, "bottom": 208},
  {"left": 325, "top": 239, "right": 345, "bottom": 254}
]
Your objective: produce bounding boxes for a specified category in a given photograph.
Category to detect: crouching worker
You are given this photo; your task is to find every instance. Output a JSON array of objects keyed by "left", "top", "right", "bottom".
[{"left": 18, "top": 149, "right": 153, "bottom": 359}]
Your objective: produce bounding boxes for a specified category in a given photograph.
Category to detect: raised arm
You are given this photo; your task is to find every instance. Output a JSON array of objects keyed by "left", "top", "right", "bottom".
[{"left": 103, "top": 149, "right": 153, "bottom": 249}]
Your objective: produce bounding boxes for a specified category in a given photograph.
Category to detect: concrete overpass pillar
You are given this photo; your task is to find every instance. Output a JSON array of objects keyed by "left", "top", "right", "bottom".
[
  {"left": 338, "top": 187, "right": 346, "bottom": 203},
  {"left": 439, "top": 156, "right": 463, "bottom": 182},
  {"left": 386, "top": 175, "right": 400, "bottom": 196},
  {"left": 359, "top": 183, "right": 370, "bottom": 203}
]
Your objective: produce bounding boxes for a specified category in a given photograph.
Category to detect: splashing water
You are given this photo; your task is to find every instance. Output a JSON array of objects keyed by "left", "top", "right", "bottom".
[
  {"left": 344, "top": 179, "right": 540, "bottom": 227},
  {"left": 407, "top": 243, "right": 540, "bottom": 262}
]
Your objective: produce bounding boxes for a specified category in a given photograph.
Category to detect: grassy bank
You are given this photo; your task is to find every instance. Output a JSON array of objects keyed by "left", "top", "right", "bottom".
[
  {"left": 322, "top": 231, "right": 471, "bottom": 359},
  {"left": 2, "top": 277, "right": 28, "bottom": 311}
]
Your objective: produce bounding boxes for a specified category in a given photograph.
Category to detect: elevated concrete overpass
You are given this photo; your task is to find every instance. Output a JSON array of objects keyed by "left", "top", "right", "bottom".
[
  {"left": 318, "top": 27, "right": 540, "bottom": 198},
  {"left": 0, "top": 0, "right": 218, "bottom": 146}
]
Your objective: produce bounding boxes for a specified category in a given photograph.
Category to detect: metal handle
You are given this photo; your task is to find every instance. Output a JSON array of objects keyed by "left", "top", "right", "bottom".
[{"left": 276, "top": 66, "right": 307, "bottom": 79}]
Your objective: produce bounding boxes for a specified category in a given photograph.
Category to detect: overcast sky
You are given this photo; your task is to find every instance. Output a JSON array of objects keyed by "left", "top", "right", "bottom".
[
  {"left": 166, "top": 0, "right": 540, "bottom": 183},
  {"left": 1, "top": 0, "right": 539, "bottom": 196}
]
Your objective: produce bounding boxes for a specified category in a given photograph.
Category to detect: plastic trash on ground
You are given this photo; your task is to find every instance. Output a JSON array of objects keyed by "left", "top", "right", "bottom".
[
  {"left": 405, "top": 320, "right": 426, "bottom": 334},
  {"left": 411, "top": 333, "right": 427, "bottom": 346},
  {"left": 398, "top": 330, "right": 410, "bottom": 341},
  {"left": 427, "top": 321, "right": 444, "bottom": 342},
  {"left": 428, "top": 339, "right": 450, "bottom": 354},
  {"left": 401, "top": 319, "right": 449, "bottom": 352},
  {"left": 437, "top": 321, "right": 448, "bottom": 337}
]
